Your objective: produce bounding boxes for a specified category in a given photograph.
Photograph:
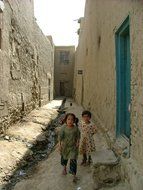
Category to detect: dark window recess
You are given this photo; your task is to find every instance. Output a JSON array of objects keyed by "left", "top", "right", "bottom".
[
  {"left": 60, "top": 51, "right": 70, "bottom": 64},
  {"left": 98, "top": 35, "right": 101, "bottom": 48},
  {"left": 78, "top": 70, "right": 83, "bottom": 75}
]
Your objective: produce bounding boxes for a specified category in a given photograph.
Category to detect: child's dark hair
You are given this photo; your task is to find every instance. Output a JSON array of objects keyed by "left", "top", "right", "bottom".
[
  {"left": 75, "top": 117, "right": 79, "bottom": 126},
  {"left": 82, "top": 110, "right": 91, "bottom": 118},
  {"left": 63, "top": 113, "right": 76, "bottom": 123}
]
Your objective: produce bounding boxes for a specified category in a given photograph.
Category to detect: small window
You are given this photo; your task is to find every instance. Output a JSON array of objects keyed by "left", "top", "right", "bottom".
[
  {"left": 60, "top": 51, "right": 70, "bottom": 64},
  {"left": 78, "top": 70, "right": 83, "bottom": 75}
]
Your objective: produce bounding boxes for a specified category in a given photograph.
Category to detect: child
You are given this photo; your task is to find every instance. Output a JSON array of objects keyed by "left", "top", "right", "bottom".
[
  {"left": 79, "top": 110, "right": 97, "bottom": 166},
  {"left": 59, "top": 113, "right": 80, "bottom": 182}
]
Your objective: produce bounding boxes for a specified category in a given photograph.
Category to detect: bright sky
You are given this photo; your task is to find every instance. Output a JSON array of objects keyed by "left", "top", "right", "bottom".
[{"left": 34, "top": 0, "right": 85, "bottom": 46}]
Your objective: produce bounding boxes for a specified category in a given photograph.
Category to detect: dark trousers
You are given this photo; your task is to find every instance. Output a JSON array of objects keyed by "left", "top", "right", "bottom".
[{"left": 61, "top": 155, "right": 77, "bottom": 175}]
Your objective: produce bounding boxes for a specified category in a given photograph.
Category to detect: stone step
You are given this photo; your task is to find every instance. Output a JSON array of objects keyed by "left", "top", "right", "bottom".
[
  {"left": 91, "top": 149, "right": 121, "bottom": 189},
  {"left": 92, "top": 149, "right": 119, "bottom": 165}
]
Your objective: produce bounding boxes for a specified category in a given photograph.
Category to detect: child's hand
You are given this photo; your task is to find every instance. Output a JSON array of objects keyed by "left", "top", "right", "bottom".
[
  {"left": 76, "top": 142, "right": 79, "bottom": 148},
  {"left": 92, "top": 125, "right": 97, "bottom": 134}
]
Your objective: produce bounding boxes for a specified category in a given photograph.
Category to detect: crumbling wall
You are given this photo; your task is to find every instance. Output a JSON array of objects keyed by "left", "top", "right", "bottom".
[{"left": 0, "top": 0, "right": 54, "bottom": 133}]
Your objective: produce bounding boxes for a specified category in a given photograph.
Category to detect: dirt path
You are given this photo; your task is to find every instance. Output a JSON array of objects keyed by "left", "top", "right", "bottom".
[
  {"left": 13, "top": 142, "right": 129, "bottom": 190},
  {"left": 14, "top": 149, "right": 95, "bottom": 190},
  {"left": 13, "top": 100, "right": 95, "bottom": 190},
  {"left": 3, "top": 99, "right": 130, "bottom": 190}
]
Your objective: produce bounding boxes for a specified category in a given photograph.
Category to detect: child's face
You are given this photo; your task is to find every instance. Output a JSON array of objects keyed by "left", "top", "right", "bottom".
[
  {"left": 66, "top": 115, "right": 74, "bottom": 126},
  {"left": 82, "top": 114, "right": 91, "bottom": 123}
]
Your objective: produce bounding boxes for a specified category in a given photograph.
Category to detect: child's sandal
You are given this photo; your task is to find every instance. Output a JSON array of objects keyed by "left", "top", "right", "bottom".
[
  {"left": 72, "top": 176, "right": 79, "bottom": 183},
  {"left": 73, "top": 178, "right": 77, "bottom": 183},
  {"left": 86, "top": 161, "right": 91, "bottom": 166},
  {"left": 80, "top": 160, "right": 86, "bottom": 166}
]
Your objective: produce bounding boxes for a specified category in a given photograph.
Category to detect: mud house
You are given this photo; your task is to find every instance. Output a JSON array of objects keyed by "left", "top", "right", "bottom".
[
  {"left": 0, "top": 0, "right": 54, "bottom": 133},
  {"left": 74, "top": 0, "right": 143, "bottom": 189},
  {"left": 54, "top": 46, "right": 75, "bottom": 98}
]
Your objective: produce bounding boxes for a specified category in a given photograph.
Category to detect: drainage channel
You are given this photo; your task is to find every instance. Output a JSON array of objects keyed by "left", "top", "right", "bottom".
[{"left": 1, "top": 109, "right": 66, "bottom": 190}]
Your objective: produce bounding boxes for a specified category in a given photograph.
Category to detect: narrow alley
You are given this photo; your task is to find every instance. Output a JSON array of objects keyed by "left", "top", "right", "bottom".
[
  {"left": 0, "top": 0, "right": 143, "bottom": 189},
  {"left": 0, "top": 99, "right": 130, "bottom": 190}
]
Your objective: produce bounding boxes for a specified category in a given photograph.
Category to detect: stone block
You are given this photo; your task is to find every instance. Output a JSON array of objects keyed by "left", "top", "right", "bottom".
[{"left": 92, "top": 149, "right": 121, "bottom": 189}]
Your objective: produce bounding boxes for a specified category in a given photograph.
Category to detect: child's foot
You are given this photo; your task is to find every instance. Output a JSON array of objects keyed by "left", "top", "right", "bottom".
[
  {"left": 72, "top": 176, "right": 79, "bottom": 183},
  {"left": 73, "top": 178, "right": 77, "bottom": 183},
  {"left": 80, "top": 160, "right": 86, "bottom": 166},
  {"left": 86, "top": 161, "right": 91, "bottom": 166}
]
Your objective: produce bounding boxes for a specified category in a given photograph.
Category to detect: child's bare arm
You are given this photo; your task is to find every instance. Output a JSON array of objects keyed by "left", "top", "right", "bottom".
[
  {"left": 76, "top": 139, "right": 80, "bottom": 148},
  {"left": 92, "top": 125, "right": 97, "bottom": 134},
  {"left": 76, "top": 128, "right": 80, "bottom": 147},
  {"left": 58, "top": 126, "right": 65, "bottom": 152},
  {"left": 58, "top": 141, "right": 63, "bottom": 153}
]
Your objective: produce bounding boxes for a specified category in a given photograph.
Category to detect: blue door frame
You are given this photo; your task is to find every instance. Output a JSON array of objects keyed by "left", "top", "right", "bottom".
[{"left": 115, "top": 16, "right": 131, "bottom": 138}]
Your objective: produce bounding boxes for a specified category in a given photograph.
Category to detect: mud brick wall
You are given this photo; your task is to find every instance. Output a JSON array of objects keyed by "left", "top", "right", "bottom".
[{"left": 0, "top": 0, "right": 54, "bottom": 133}]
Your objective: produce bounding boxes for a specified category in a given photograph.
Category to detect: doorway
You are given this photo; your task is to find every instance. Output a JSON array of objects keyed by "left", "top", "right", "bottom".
[
  {"left": 115, "top": 16, "right": 131, "bottom": 138},
  {"left": 60, "top": 81, "right": 65, "bottom": 96}
]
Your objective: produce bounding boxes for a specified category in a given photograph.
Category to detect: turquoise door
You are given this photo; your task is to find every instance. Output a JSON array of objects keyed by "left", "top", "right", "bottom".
[{"left": 116, "top": 17, "right": 131, "bottom": 138}]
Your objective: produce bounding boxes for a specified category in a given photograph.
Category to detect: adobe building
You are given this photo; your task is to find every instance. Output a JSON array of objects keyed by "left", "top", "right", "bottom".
[
  {"left": 74, "top": 17, "right": 84, "bottom": 103},
  {"left": 0, "top": 0, "right": 54, "bottom": 133},
  {"left": 54, "top": 46, "right": 75, "bottom": 97},
  {"left": 74, "top": 0, "right": 143, "bottom": 189}
]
